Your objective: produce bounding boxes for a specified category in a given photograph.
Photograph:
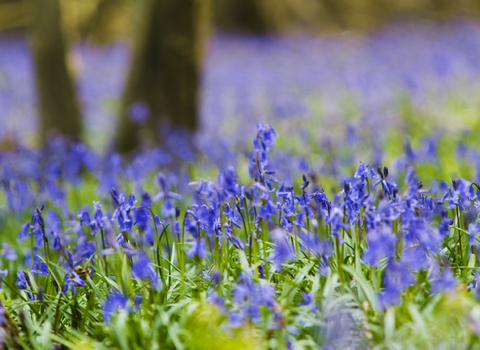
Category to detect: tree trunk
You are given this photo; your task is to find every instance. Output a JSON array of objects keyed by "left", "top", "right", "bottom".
[
  {"left": 30, "top": 0, "right": 83, "bottom": 143},
  {"left": 213, "top": 0, "right": 275, "bottom": 33},
  {"left": 116, "top": 0, "right": 209, "bottom": 153}
]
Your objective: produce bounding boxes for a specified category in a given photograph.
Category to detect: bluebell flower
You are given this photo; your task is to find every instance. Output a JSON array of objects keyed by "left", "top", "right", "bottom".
[
  {"left": 129, "top": 101, "right": 149, "bottom": 123},
  {"left": 153, "top": 214, "right": 163, "bottom": 226},
  {"left": 162, "top": 199, "right": 176, "bottom": 219},
  {"left": 299, "top": 292, "right": 314, "bottom": 306},
  {"left": 17, "top": 222, "right": 30, "bottom": 242},
  {"left": 353, "top": 161, "right": 369, "bottom": 181},
  {"left": 77, "top": 210, "right": 91, "bottom": 227},
  {"left": 298, "top": 230, "right": 332, "bottom": 257},
  {"left": 207, "top": 290, "right": 227, "bottom": 313},
  {"left": 76, "top": 237, "right": 96, "bottom": 259},
  {"left": 186, "top": 239, "right": 209, "bottom": 259},
  {"left": 469, "top": 222, "right": 480, "bottom": 247},
  {"left": 400, "top": 246, "right": 429, "bottom": 271},
  {"left": 152, "top": 173, "right": 183, "bottom": 202},
  {"left": 438, "top": 210, "right": 453, "bottom": 237},
  {"left": 431, "top": 265, "right": 456, "bottom": 295},
  {"left": 62, "top": 271, "right": 87, "bottom": 295},
  {"left": 46, "top": 210, "right": 62, "bottom": 235},
  {"left": 1, "top": 243, "right": 17, "bottom": 261},
  {"left": 226, "top": 229, "right": 244, "bottom": 251},
  {"left": 379, "top": 261, "right": 415, "bottom": 309},
  {"left": 103, "top": 291, "right": 129, "bottom": 322},
  {"left": 325, "top": 193, "right": 348, "bottom": 242},
  {"left": 373, "top": 166, "right": 397, "bottom": 198},
  {"left": 133, "top": 206, "right": 150, "bottom": 231},
  {"left": 31, "top": 206, "right": 45, "bottom": 230},
  {"left": 131, "top": 251, "right": 162, "bottom": 290},
  {"left": 16, "top": 270, "right": 30, "bottom": 290},
  {"left": 30, "top": 261, "right": 49, "bottom": 276},
  {"left": 362, "top": 226, "right": 397, "bottom": 266},
  {"left": 230, "top": 272, "right": 279, "bottom": 327},
  {"left": 93, "top": 201, "right": 105, "bottom": 230},
  {"left": 258, "top": 198, "right": 276, "bottom": 222},
  {"left": 224, "top": 203, "right": 242, "bottom": 229},
  {"left": 218, "top": 166, "right": 239, "bottom": 198},
  {"left": 268, "top": 229, "right": 295, "bottom": 271}
]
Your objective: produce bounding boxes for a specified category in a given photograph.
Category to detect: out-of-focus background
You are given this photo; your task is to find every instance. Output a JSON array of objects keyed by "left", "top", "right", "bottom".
[{"left": 2, "top": 0, "right": 480, "bottom": 184}]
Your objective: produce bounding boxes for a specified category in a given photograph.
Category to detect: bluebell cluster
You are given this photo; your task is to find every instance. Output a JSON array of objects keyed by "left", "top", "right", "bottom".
[{"left": 0, "top": 121, "right": 480, "bottom": 344}]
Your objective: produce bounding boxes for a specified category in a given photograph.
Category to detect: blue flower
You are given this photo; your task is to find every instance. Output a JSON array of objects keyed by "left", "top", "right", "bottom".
[
  {"left": 1, "top": 243, "right": 17, "bottom": 261},
  {"left": 102, "top": 291, "right": 128, "bottom": 322},
  {"left": 30, "top": 261, "right": 49, "bottom": 276},
  {"left": 62, "top": 271, "right": 87, "bottom": 295},
  {"left": 438, "top": 210, "right": 453, "bottom": 237},
  {"left": 362, "top": 226, "right": 397, "bottom": 266},
  {"left": 268, "top": 229, "right": 295, "bottom": 271},
  {"left": 16, "top": 270, "right": 30, "bottom": 290},
  {"left": 431, "top": 265, "right": 456, "bottom": 295},
  {"left": 131, "top": 251, "right": 162, "bottom": 290},
  {"left": 129, "top": 101, "right": 149, "bottom": 123},
  {"left": 186, "top": 239, "right": 209, "bottom": 259}
]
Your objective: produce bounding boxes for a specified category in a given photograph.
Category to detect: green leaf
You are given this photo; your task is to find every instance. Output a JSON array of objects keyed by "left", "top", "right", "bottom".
[{"left": 342, "top": 264, "right": 379, "bottom": 310}]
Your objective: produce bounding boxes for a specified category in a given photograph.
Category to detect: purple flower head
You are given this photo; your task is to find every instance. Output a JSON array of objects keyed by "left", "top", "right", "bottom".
[
  {"left": 103, "top": 291, "right": 129, "bottom": 322},
  {"left": 30, "top": 260, "right": 49, "bottom": 276},
  {"left": 469, "top": 222, "right": 480, "bottom": 247},
  {"left": 431, "top": 265, "right": 456, "bottom": 295},
  {"left": 353, "top": 161, "right": 370, "bottom": 181},
  {"left": 219, "top": 166, "right": 239, "bottom": 198},
  {"left": 268, "top": 229, "right": 295, "bottom": 271},
  {"left": 438, "top": 210, "right": 453, "bottom": 237},
  {"left": 255, "top": 123, "right": 278, "bottom": 153},
  {"left": 298, "top": 230, "right": 332, "bottom": 257},
  {"left": 153, "top": 173, "right": 183, "bottom": 203},
  {"left": 379, "top": 260, "right": 415, "bottom": 309},
  {"left": 129, "top": 101, "right": 149, "bottom": 123},
  {"left": 133, "top": 206, "right": 150, "bottom": 231},
  {"left": 92, "top": 201, "right": 105, "bottom": 230},
  {"left": 362, "top": 226, "right": 397, "bottom": 266},
  {"left": 18, "top": 222, "right": 30, "bottom": 242},
  {"left": 62, "top": 271, "right": 87, "bottom": 295},
  {"left": 132, "top": 251, "right": 162, "bottom": 290},
  {"left": 31, "top": 206, "right": 45, "bottom": 230},
  {"left": 16, "top": 270, "right": 30, "bottom": 290},
  {"left": 76, "top": 236, "right": 96, "bottom": 259},
  {"left": 77, "top": 210, "right": 91, "bottom": 227},
  {"left": 153, "top": 214, "right": 163, "bottom": 226},
  {"left": 186, "top": 239, "right": 209, "bottom": 259},
  {"left": 1, "top": 243, "right": 17, "bottom": 261},
  {"left": 325, "top": 193, "right": 349, "bottom": 242}
]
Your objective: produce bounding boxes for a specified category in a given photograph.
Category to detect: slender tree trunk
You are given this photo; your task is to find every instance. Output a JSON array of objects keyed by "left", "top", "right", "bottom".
[
  {"left": 30, "top": 0, "right": 83, "bottom": 143},
  {"left": 116, "top": 0, "right": 209, "bottom": 152},
  {"left": 214, "top": 0, "right": 275, "bottom": 33}
]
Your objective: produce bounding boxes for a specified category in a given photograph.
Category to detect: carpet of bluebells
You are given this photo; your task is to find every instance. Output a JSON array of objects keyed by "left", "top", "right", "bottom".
[{"left": 3, "top": 20, "right": 480, "bottom": 349}]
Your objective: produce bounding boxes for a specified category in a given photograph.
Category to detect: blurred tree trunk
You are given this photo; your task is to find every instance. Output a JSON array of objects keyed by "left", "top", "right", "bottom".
[
  {"left": 116, "top": 0, "right": 209, "bottom": 152},
  {"left": 214, "top": 0, "right": 276, "bottom": 33},
  {"left": 30, "top": 0, "right": 83, "bottom": 143}
]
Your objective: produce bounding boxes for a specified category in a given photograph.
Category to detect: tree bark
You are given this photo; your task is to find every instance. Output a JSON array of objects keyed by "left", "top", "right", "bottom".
[
  {"left": 116, "top": 0, "right": 209, "bottom": 153},
  {"left": 213, "top": 0, "right": 275, "bottom": 34},
  {"left": 30, "top": 0, "right": 83, "bottom": 143}
]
